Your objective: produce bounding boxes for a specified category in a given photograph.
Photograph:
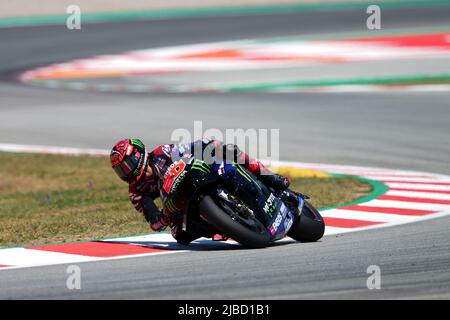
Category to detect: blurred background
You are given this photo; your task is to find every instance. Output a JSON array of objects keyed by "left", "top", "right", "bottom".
[{"left": 0, "top": 0, "right": 449, "bottom": 172}]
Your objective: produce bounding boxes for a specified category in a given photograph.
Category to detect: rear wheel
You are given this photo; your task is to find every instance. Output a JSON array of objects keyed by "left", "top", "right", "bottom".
[
  {"left": 288, "top": 200, "right": 325, "bottom": 242},
  {"left": 198, "top": 196, "right": 270, "bottom": 249}
]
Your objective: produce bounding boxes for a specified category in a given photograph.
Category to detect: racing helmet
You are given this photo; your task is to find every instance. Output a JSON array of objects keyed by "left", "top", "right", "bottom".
[{"left": 110, "top": 138, "right": 148, "bottom": 184}]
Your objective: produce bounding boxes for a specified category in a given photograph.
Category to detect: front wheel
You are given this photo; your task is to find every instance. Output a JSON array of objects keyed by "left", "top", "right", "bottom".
[
  {"left": 198, "top": 196, "right": 270, "bottom": 249},
  {"left": 288, "top": 200, "right": 325, "bottom": 242}
]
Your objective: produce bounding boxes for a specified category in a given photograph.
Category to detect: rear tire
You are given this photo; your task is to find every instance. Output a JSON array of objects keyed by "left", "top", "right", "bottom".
[
  {"left": 198, "top": 196, "right": 270, "bottom": 249},
  {"left": 288, "top": 200, "right": 325, "bottom": 242}
]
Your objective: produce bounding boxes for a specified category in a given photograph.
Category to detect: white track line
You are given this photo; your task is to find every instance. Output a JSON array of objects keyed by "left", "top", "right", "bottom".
[
  {"left": 0, "top": 248, "right": 99, "bottom": 267},
  {"left": 322, "top": 208, "right": 414, "bottom": 223},
  {"left": 362, "top": 199, "right": 449, "bottom": 211},
  {"left": 385, "top": 183, "right": 450, "bottom": 191},
  {"left": 0, "top": 143, "right": 108, "bottom": 156},
  {"left": 386, "top": 190, "right": 450, "bottom": 200},
  {"left": 371, "top": 177, "right": 450, "bottom": 183}
]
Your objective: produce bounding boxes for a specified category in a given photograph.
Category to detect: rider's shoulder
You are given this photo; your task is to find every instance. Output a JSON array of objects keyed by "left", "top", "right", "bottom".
[{"left": 150, "top": 144, "right": 174, "bottom": 156}]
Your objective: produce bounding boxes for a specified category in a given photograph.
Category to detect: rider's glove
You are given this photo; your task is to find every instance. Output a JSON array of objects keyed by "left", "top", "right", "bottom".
[
  {"left": 259, "top": 173, "right": 291, "bottom": 191},
  {"left": 140, "top": 198, "right": 170, "bottom": 232},
  {"left": 148, "top": 212, "right": 170, "bottom": 232}
]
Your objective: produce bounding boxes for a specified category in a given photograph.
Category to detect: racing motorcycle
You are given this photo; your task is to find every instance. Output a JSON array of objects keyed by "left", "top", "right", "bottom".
[{"left": 162, "top": 157, "right": 325, "bottom": 248}]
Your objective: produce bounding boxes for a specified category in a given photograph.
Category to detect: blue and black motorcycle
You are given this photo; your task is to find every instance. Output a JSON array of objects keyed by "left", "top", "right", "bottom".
[{"left": 161, "top": 157, "right": 325, "bottom": 248}]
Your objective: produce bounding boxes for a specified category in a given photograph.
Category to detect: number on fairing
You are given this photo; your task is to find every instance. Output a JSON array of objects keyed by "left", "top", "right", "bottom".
[{"left": 163, "top": 161, "right": 186, "bottom": 193}]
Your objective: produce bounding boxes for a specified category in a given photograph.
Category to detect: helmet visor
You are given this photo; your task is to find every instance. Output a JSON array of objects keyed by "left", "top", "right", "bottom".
[
  {"left": 113, "top": 156, "right": 138, "bottom": 181},
  {"left": 113, "top": 163, "right": 127, "bottom": 180}
]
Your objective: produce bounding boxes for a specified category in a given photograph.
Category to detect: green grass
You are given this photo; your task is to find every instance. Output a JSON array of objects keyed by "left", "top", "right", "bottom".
[
  {"left": 289, "top": 176, "right": 371, "bottom": 209},
  {"left": 0, "top": 152, "right": 370, "bottom": 247}
]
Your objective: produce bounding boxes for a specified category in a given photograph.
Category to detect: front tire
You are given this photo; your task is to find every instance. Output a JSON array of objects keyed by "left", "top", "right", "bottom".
[
  {"left": 198, "top": 196, "right": 270, "bottom": 249},
  {"left": 288, "top": 200, "right": 325, "bottom": 242}
]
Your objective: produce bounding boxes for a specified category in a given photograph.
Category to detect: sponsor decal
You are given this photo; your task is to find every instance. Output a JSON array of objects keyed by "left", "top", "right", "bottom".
[
  {"left": 170, "top": 170, "right": 187, "bottom": 193},
  {"left": 269, "top": 202, "right": 291, "bottom": 236},
  {"left": 283, "top": 211, "right": 294, "bottom": 232},
  {"left": 269, "top": 212, "right": 283, "bottom": 235},
  {"left": 263, "top": 193, "right": 277, "bottom": 216},
  {"left": 163, "top": 161, "right": 187, "bottom": 193},
  {"left": 191, "top": 160, "right": 211, "bottom": 174}
]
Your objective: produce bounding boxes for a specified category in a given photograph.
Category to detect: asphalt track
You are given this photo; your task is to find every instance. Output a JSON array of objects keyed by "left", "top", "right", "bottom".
[{"left": 0, "top": 5, "right": 450, "bottom": 299}]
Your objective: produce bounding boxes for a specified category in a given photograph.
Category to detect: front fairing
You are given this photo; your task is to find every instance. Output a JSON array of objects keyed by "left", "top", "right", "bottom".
[
  {"left": 266, "top": 194, "right": 306, "bottom": 241},
  {"left": 161, "top": 158, "right": 218, "bottom": 214}
]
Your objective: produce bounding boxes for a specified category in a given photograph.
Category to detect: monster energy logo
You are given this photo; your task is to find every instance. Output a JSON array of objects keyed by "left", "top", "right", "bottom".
[
  {"left": 264, "top": 193, "right": 277, "bottom": 217},
  {"left": 238, "top": 165, "right": 265, "bottom": 193},
  {"left": 130, "top": 139, "right": 144, "bottom": 148},
  {"left": 191, "top": 160, "right": 211, "bottom": 174},
  {"left": 165, "top": 199, "right": 179, "bottom": 213},
  {"left": 236, "top": 165, "right": 252, "bottom": 183},
  {"left": 133, "top": 155, "right": 144, "bottom": 177}
]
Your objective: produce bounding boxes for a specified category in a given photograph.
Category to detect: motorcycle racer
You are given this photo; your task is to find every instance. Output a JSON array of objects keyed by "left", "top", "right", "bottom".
[{"left": 110, "top": 137, "right": 292, "bottom": 244}]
